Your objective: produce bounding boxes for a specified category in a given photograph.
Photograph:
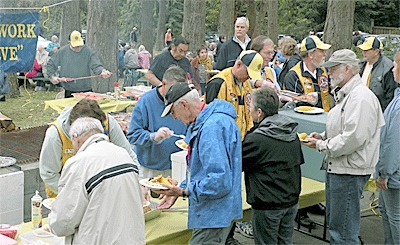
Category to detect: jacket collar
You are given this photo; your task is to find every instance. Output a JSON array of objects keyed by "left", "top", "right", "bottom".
[{"left": 333, "top": 74, "right": 362, "bottom": 103}]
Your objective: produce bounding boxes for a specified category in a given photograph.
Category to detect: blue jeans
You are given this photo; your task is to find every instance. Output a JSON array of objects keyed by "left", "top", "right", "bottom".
[
  {"left": 379, "top": 188, "right": 400, "bottom": 245},
  {"left": 252, "top": 204, "right": 298, "bottom": 245},
  {"left": 325, "top": 173, "right": 370, "bottom": 244},
  {"left": 189, "top": 224, "right": 232, "bottom": 245}
]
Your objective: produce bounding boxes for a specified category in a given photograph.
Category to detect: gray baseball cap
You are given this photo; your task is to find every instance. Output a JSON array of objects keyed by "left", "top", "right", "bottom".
[{"left": 321, "top": 49, "right": 359, "bottom": 68}]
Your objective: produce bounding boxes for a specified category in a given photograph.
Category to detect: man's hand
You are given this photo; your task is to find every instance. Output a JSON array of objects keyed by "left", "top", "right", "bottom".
[
  {"left": 99, "top": 70, "right": 112, "bottom": 78},
  {"left": 50, "top": 76, "right": 60, "bottom": 84},
  {"left": 376, "top": 177, "right": 389, "bottom": 190},
  {"left": 157, "top": 195, "right": 178, "bottom": 210},
  {"left": 154, "top": 127, "right": 172, "bottom": 142}
]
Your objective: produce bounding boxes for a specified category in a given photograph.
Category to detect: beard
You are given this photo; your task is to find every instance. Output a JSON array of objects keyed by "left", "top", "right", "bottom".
[{"left": 330, "top": 73, "right": 344, "bottom": 88}]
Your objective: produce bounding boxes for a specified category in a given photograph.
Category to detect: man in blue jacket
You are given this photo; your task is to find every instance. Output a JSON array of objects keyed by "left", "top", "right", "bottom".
[{"left": 156, "top": 83, "right": 242, "bottom": 244}]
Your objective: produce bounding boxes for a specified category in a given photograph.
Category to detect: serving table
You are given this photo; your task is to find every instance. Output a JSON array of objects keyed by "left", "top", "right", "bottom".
[{"left": 44, "top": 97, "right": 136, "bottom": 113}]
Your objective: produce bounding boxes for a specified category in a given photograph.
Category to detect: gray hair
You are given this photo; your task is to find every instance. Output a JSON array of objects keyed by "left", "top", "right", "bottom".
[
  {"left": 173, "top": 89, "right": 201, "bottom": 107},
  {"left": 236, "top": 17, "right": 249, "bottom": 28},
  {"left": 138, "top": 45, "right": 145, "bottom": 53},
  {"left": 252, "top": 87, "right": 279, "bottom": 117},
  {"left": 299, "top": 49, "right": 316, "bottom": 59},
  {"left": 163, "top": 65, "right": 187, "bottom": 84},
  {"left": 251, "top": 36, "right": 274, "bottom": 53},
  {"left": 69, "top": 117, "right": 104, "bottom": 139}
]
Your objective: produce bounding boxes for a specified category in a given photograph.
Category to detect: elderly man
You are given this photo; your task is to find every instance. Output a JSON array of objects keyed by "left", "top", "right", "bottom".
[
  {"left": 156, "top": 83, "right": 242, "bottom": 245},
  {"left": 47, "top": 30, "right": 112, "bottom": 98},
  {"left": 216, "top": 17, "right": 252, "bottom": 70},
  {"left": 284, "top": 35, "right": 332, "bottom": 111},
  {"left": 304, "top": 49, "right": 385, "bottom": 244},
  {"left": 145, "top": 36, "right": 193, "bottom": 87},
  {"left": 49, "top": 117, "right": 145, "bottom": 244},
  {"left": 357, "top": 36, "right": 397, "bottom": 110},
  {"left": 126, "top": 65, "right": 188, "bottom": 180},
  {"left": 207, "top": 50, "right": 263, "bottom": 139}
]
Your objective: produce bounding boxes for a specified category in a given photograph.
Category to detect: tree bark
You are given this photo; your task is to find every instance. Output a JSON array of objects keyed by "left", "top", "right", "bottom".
[
  {"left": 140, "top": 0, "right": 155, "bottom": 55},
  {"left": 219, "top": 0, "right": 235, "bottom": 39},
  {"left": 246, "top": 0, "right": 256, "bottom": 38},
  {"left": 87, "top": 0, "right": 118, "bottom": 93},
  {"left": 182, "top": 0, "right": 206, "bottom": 53},
  {"left": 267, "top": 0, "right": 278, "bottom": 44},
  {"left": 60, "top": 0, "right": 81, "bottom": 46},
  {"left": 323, "top": 0, "right": 355, "bottom": 57},
  {"left": 253, "top": 0, "right": 268, "bottom": 38},
  {"left": 155, "top": 0, "right": 168, "bottom": 52}
]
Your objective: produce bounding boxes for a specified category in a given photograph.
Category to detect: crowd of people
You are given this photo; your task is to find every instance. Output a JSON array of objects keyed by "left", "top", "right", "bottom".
[{"left": 33, "top": 16, "right": 399, "bottom": 245}]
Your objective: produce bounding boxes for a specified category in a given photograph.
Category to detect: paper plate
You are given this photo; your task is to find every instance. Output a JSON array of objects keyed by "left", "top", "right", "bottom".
[
  {"left": 139, "top": 178, "right": 169, "bottom": 190},
  {"left": 0, "top": 157, "right": 16, "bottom": 168},
  {"left": 294, "top": 107, "right": 324, "bottom": 115}
]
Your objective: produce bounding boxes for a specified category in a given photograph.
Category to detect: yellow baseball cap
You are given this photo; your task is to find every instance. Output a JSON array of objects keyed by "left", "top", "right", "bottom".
[
  {"left": 69, "top": 30, "right": 84, "bottom": 47},
  {"left": 239, "top": 50, "right": 263, "bottom": 80},
  {"left": 357, "top": 37, "right": 383, "bottom": 50},
  {"left": 300, "top": 35, "right": 331, "bottom": 52}
]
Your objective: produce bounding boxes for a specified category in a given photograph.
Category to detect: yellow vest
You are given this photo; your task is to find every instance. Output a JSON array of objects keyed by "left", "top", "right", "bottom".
[
  {"left": 208, "top": 68, "right": 253, "bottom": 140},
  {"left": 290, "top": 63, "right": 331, "bottom": 112},
  {"left": 262, "top": 67, "right": 275, "bottom": 82},
  {"left": 44, "top": 118, "right": 109, "bottom": 198}
]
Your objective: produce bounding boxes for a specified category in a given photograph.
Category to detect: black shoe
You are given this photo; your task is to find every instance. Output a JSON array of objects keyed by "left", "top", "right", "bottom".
[
  {"left": 225, "top": 237, "right": 241, "bottom": 245},
  {"left": 0, "top": 95, "right": 5, "bottom": 102},
  {"left": 297, "top": 212, "right": 316, "bottom": 229},
  {"left": 306, "top": 203, "right": 326, "bottom": 216}
]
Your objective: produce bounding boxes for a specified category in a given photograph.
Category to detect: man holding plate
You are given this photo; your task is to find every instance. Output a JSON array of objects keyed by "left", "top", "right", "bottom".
[{"left": 155, "top": 83, "right": 242, "bottom": 244}]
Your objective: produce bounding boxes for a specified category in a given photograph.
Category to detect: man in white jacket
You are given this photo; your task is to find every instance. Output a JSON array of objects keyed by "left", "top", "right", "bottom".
[
  {"left": 49, "top": 117, "right": 145, "bottom": 245},
  {"left": 304, "top": 49, "right": 385, "bottom": 244}
]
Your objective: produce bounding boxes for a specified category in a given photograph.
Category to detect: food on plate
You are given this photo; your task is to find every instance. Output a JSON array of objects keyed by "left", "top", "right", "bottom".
[
  {"left": 72, "top": 92, "right": 108, "bottom": 100},
  {"left": 143, "top": 201, "right": 152, "bottom": 214},
  {"left": 149, "top": 175, "right": 171, "bottom": 185},
  {"left": 298, "top": 133, "right": 308, "bottom": 140},
  {"left": 296, "top": 106, "right": 314, "bottom": 111},
  {"left": 181, "top": 141, "right": 188, "bottom": 149},
  {"left": 0, "top": 224, "right": 18, "bottom": 239}
]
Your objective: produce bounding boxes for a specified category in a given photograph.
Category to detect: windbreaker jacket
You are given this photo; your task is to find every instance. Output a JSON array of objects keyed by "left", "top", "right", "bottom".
[
  {"left": 49, "top": 134, "right": 145, "bottom": 245},
  {"left": 359, "top": 55, "right": 397, "bottom": 111},
  {"left": 39, "top": 107, "right": 139, "bottom": 194},
  {"left": 215, "top": 37, "right": 252, "bottom": 70},
  {"left": 184, "top": 99, "right": 242, "bottom": 229},
  {"left": 316, "top": 74, "right": 385, "bottom": 175},
  {"left": 375, "top": 87, "right": 400, "bottom": 188}
]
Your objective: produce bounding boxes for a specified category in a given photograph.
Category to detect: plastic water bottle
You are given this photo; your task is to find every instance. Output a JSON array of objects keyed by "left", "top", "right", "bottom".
[{"left": 31, "top": 190, "right": 43, "bottom": 228}]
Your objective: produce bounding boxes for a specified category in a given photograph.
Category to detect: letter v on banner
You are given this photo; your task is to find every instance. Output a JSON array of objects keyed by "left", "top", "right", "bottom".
[{"left": 0, "top": 12, "right": 39, "bottom": 73}]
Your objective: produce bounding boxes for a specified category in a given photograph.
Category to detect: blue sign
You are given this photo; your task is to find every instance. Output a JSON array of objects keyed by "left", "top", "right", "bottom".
[{"left": 0, "top": 12, "right": 39, "bottom": 73}]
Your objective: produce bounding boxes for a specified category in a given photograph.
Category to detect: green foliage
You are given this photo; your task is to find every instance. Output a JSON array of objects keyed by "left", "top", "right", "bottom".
[
  {"left": 167, "top": 0, "right": 184, "bottom": 37},
  {"left": 206, "top": 0, "right": 219, "bottom": 32}
]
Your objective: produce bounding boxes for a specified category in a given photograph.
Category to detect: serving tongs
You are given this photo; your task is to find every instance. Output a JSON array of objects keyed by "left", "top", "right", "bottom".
[
  {"left": 280, "top": 90, "right": 308, "bottom": 103},
  {"left": 162, "top": 206, "right": 188, "bottom": 213}
]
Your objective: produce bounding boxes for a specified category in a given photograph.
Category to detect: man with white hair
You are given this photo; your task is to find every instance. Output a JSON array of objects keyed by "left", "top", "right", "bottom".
[
  {"left": 304, "top": 49, "right": 385, "bottom": 244},
  {"left": 216, "top": 17, "right": 252, "bottom": 70},
  {"left": 49, "top": 117, "right": 145, "bottom": 244}
]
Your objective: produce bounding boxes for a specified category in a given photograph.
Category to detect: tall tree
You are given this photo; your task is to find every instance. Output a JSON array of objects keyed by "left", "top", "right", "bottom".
[
  {"left": 87, "top": 0, "right": 118, "bottom": 93},
  {"left": 60, "top": 0, "right": 81, "bottom": 46},
  {"left": 323, "top": 0, "right": 355, "bottom": 57},
  {"left": 141, "top": 0, "right": 155, "bottom": 54},
  {"left": 182, "top": 0, "right": 206, "bottom": 53},
  {"left": 219, "top": 0, "right": 235, "bottom": 39},
  {"left": 253, "top": 0, "right": 268, "bottom": 38},
  {"left": 155, "top": 0, "right": 168, "bottom": 51},
  {"left": 267, "top": 0, "right": 278, "bottom": 44},
  {"left": 246, "top": 0, "right": 256, "bottom": 38}
]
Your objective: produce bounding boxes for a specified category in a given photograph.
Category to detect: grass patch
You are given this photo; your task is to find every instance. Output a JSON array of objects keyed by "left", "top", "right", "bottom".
[{"left": 1, "top": 87, "right": 60, "bottom": 129}]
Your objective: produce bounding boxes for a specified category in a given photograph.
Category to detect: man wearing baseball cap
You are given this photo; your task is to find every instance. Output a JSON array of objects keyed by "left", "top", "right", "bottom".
[
  {"left": 47, "top": 30, "right": 112, "bottom": 98},
  {"left": 206, "top": 50, "right": 263, "bottom": 139},
  {"left": 304, "top": 49, "right": 384, "bottom": 244},
  {"left": 357, "top": 36, "right": 397, "bottom": 110},
  {"left": 284, "top": 35, "right": 333, "bottom": 112},
  {"left": 157, "top": 83, "right": 242, "bottom": 244}
]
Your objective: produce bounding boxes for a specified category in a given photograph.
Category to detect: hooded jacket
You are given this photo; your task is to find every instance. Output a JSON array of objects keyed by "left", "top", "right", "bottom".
[
  {"left": 242, "top": 114, "right": 303, "bottom": 210},
  {"left": 185, "top": 99, "right": 243, "bottom": 229}
]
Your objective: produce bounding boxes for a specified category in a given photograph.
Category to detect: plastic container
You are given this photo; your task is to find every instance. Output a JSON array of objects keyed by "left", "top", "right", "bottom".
[
  {"left": 31, "top": 191, "right": 42, "bottom": 229},
  {"left": 114, "top": 81, "right": 120, "bottom": 99},
  {"left": 171, "top": 151, "right": 187, "bottom": 185},
  {"left": 19, "top": 229, "right": 64, "bottom": 245}
]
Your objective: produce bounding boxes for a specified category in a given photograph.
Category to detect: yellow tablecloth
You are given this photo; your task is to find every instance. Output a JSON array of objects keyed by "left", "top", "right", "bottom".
[
  {"left": 44, "top": 97, "right": 136, "bottom": 113},
  {"left": 299, "top": 177, "right": 325, "bottom": 209}
]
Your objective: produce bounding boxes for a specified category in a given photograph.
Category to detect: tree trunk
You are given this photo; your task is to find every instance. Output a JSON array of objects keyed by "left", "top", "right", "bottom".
[
  {"left": 155, "top": 0, "right": 168, "bottom": 52},
  {"left": 323, "top": 0, "right": 355, "bottom": 57},
  {"left": 60, "top": 0, "right": 81, "bottom": 46},
  {"left": 246, "top": 0, "right": 256, "bottom": 38},
  {"left": 253, "top": 0, "right": 268, "bottom": 38},
  {"left": 141, "top": 0, "right": 155, "bottom": 55},
  {"left": 182, "top": 0, "right": 206, "bottom": 53},
  {"left": 267, "top": 0, "right": 278, "bottom": 44},
  {"left": 219, "top": 0, "right": 235, "bottom": 39},
  {"left": 87, "top": 0, "right": 118, "bottom": 93}
]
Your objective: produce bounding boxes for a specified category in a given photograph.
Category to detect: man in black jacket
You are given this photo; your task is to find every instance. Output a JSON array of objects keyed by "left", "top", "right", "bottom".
[
  {"left": 216, "top": 17, "right": 252, "bottom": 71},
  {"left": 243, "top": 87, "right": 303, "bottom": 244}
]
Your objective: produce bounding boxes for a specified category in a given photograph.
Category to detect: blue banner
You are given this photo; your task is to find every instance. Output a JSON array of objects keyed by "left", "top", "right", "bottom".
[{"left": 0, "top": 12, "right": 40, "bottom": 73}]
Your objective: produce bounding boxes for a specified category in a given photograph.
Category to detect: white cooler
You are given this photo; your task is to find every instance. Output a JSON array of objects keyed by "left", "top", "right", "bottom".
[{"left": 171, "top": 151, "right": 187, "bottom": 185}]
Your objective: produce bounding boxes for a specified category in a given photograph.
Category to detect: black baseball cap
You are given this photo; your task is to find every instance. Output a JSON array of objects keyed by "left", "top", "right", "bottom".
[{"left": 161, "top": 83, "right": 194, "bottom": 117}]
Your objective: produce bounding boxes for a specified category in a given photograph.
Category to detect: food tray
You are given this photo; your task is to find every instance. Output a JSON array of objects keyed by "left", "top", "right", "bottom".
[{"left": 145, "top": 202, "right": 161, "bottom": 222}]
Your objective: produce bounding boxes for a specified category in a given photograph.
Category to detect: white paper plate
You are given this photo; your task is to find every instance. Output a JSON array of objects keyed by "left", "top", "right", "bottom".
[
  {"left": 42, "top": 198, "right": 56, "bottom": 210},
  {"left": 175, "top": 139, "right": 188, "bottom": 151},
  {"left": 139, "top": 178, "right": 169, "bottom": 190},
  {"left": 294, "top": 107, "right": 324, "bottom": 115},
  {"left": 0, "top": 157, "right": 16, "bottom": 168}
]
